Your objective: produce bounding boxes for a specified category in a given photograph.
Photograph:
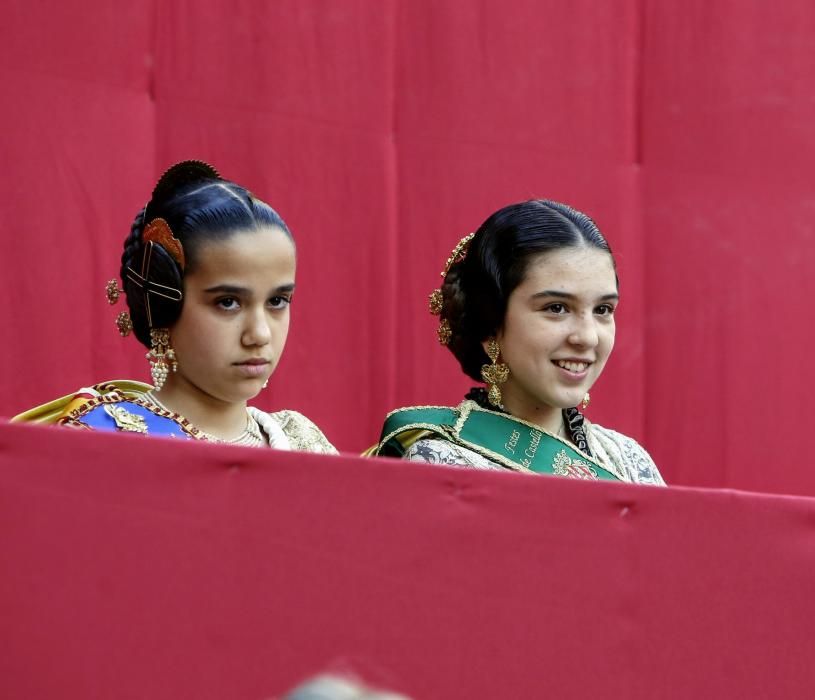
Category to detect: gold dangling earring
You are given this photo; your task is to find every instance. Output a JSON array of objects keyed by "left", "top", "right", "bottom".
[
  {"left": 146, "top": 328, "right": 177, "bottom": 391},
  {"left": 480, "top": 338, "right": 509, "bottom": 408},
  {"left": 580, "top": 392, "right": 591, "bottom": 410}
]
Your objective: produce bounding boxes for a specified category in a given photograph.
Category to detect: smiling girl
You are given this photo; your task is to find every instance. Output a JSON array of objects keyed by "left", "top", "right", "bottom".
[
  {"left": 374, "top": 200, "right": 663, "bottom": 484},
  {"left": 14, "top": 161, "right": 335, "bottom": 453}
]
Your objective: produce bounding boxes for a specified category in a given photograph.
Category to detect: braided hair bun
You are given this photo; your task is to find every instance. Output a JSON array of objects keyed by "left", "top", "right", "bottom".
[
  {"left": 148, "top": 160, "right": 221, "bottom": 214},
  {"left": 119, "top": 162, "right": 222, "bottom": 347}
]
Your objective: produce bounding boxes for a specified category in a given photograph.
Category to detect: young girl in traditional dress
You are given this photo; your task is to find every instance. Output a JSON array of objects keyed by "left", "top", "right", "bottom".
[
  {"left": 15, "top": 160, "right": 335, "bottom": 453},
  {"left": 374, "top": 199, "right": 663, "bottom": 484}
]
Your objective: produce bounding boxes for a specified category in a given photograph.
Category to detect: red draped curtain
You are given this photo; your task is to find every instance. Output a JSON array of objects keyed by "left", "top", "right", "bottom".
[{"left": 2, "top": 1, "right": 814, "bottom": 495}]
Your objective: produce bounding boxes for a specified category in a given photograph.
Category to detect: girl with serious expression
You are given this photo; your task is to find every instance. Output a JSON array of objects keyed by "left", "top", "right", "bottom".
[
  {"left": 11, "top": 162, "right": 335, "bottom": 454},
  {"left": 154, "top": 225, "right": 297, "bottom": 440}
]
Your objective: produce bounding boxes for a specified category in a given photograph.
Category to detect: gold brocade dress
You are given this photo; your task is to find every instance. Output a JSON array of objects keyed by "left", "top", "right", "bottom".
[{"left": 12, "top": 380, "right": 337, "bottom": 454}]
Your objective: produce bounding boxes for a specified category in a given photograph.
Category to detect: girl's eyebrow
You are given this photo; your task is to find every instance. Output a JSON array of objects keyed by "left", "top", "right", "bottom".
[
  {"left": 203, "top": 284, "right": 249, "bottom": 295},
  {"left": 530, "top": 290, "right": 619, "bottom": 302},
  {"left": 203, "top": 283, "right": 296, "bottom": 295}
]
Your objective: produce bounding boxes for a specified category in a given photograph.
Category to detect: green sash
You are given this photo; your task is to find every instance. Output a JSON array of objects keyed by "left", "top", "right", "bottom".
[{"left": 376, "top": 400, "right": 622, "bottom": 481}]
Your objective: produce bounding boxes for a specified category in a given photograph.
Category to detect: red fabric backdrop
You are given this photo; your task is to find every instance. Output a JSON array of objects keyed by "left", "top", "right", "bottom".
[
  {"left": 4, "top": 422, "right": 815, "bottom": 699},
  {"left": 2, "top": 2, "right": 815, "bottom": 495}
]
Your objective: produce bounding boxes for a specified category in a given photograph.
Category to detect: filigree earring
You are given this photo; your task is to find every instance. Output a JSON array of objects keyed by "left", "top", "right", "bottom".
[
  {"left": 480, "top": 338, "right": 509, "bottom": 408},
  {"left": 146, "top": 328, "right": 177, "bottom": 391},
  {"left": 580, "top": 392, "right": 591, "bottom": 410}
]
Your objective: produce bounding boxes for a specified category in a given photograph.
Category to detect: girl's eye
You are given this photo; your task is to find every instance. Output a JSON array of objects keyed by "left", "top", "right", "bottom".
[
  {"left": 217, "top": 297, "right": 240, "bottom": 311},
  {"left": 595, "top": 304, "right": 616, "bottom": 316},
  {"left": 545, "top": 303, "right": 567, "bottom": 314},
  {"left": 269, "top": 296, "right": 291, "bottom": 310}
]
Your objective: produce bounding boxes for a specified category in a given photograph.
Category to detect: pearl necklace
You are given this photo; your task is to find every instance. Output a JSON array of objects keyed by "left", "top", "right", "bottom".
[{"left": 144, "top": 393, "right": 266, "bottom": 447}]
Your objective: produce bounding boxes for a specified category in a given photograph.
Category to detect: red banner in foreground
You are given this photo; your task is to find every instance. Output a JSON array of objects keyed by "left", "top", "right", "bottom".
[{"left": 1, "top": 421, "right": 812, "bottom": 699}]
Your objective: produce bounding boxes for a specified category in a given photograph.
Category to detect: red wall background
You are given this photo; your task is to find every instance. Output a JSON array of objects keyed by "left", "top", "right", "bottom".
[{"left": 2, "top": 1, "right": 814, "bottom": 496}]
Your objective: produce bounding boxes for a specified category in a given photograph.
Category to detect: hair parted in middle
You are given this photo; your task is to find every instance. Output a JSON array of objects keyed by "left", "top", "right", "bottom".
[
  {"left": 120, "top": 160, "right": 292, "bottom": 349},
  {"left": 437, "top": 198, "right": 615, "bottom": 382}
]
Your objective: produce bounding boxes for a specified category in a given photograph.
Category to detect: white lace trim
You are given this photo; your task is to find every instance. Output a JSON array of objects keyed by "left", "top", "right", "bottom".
[{"left": 249, "top": 407, "right": 292, "bottom": 450}]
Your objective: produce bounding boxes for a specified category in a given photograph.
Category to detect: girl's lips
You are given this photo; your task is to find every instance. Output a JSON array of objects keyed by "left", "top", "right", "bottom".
[
  {"left": 552, "top": 360, "right": 590, "bottom": 382},
  {"left": 234, "top": 361, "right": 270, "bottom": 377}
]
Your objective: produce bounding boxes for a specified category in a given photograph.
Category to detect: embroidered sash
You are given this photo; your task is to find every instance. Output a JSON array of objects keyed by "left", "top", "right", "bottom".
[
  {"left": 13, "top": 380, "right": 198, "bottom": 440},
  {"left": 377, "top": 400, "right": 622, "bottom": 481}
]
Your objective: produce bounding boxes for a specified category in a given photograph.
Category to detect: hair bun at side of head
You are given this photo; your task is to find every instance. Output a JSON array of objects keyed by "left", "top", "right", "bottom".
[
  {"left": 120, "top": 207, "right": 185, "bottom": 348},
  {"left": 440, "top": 261, "right": 487, "bottom": 380},
  {"left": 148, "top": 160, "right": 221, "bottom": 215}
]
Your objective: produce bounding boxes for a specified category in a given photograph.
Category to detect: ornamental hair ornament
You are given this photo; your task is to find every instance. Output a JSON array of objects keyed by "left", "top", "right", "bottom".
[
  {"left": 440, "top": 232, "right": 475, "bottom": 279},
  {"left": 105, "top": 278, "right": 132, "bottom": 337},
  {"left": 428, "top": 232, "right": 475, "bottom": 345},
  {"left": 115, "top": 311, "right": 133, "bottom": 336},
  {"left": 111, "top": 159, "right": 217, "bottom": 344},
  {"left": 105, "top": 279, "right": 122, "bottom": 305},
  {"left": 437, "top": 318, "right": 452, "bottom": 345},
  {"left": 125, "top": 218, "right": 184, "bottom": 329},
  {"left": 146, "top": 159, "right": 221, "bottom": 223},
  {"left": 142, "top": 217, "right": 185, "bottom": 270}
]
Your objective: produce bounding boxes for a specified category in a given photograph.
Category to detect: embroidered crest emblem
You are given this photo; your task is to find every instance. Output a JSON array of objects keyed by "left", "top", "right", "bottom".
[
  {"left": 552, "top": 449, "right": 598, "bottom": 480},
  {"left": 104, "top": 404, "right": 148, "bottom": 433}
]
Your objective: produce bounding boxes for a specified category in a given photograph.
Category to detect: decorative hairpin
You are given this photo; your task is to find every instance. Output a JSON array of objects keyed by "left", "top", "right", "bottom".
[
  {"left": 428, "top": 232, "right": 475, "bottom": 345},
  {"left": 146, "top": 160, "right": 221, "bottom": 223},
  {"left": 105, "top": 278, "right": 132, "bottom": 336},
  {"left": 110, "top": 161, "right": 212, "bottom": 343},
  {"left": 105, "top": 279, "right": 122, "bottom": 305},
  {"left": 115, "top": 311, "right": 133, "bottom": 336},
  {"left": 142, "top": 218, "right": 185, "bottom": 270}
]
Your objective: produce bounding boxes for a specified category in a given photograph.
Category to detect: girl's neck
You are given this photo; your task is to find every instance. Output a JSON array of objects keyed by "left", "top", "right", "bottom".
[
  {"left": 501, "top": 395, "right": 565, "bottom": 437},
  {"left": 149, "top": 380, "right": 249, "bottom": 441}
]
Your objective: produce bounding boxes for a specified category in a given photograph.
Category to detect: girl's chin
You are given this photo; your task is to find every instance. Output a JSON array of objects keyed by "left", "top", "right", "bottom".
[
  {"left": 214, "top": 387, "right": 262, "bottom": 404},
  {"left": 504, "top": 396, "right": 575, "bottom": 414},
  {"left": 539, "top": 393, "right": 586, "bottom": 411}
]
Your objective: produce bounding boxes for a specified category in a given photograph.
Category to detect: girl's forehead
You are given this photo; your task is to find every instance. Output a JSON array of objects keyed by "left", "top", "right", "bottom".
[
  {"left": 194, "top": 226, "right": 292, "bottom": 259},
  {"left": 521, "top": 247, "right": 616, "bottom": 285},
  {"left": 187, "top": 227, "right": 296, "bottom": 282}
]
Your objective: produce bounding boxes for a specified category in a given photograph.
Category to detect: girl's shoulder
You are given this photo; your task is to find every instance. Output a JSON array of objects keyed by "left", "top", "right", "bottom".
[
  {"left": 403, "top": 437, "right": 505, "bottom": 471},
  {"left": 585, "top": 422, "right": 666, "bottom": 486},
  {"left": 12, "top": 380, "right": 197, "bottom": 440},
  {"left": 12, "top": 380, "right": 154, "bottom": 425},
  {"left": 251, "top": 408, "right": 337, "bottom": 454}
]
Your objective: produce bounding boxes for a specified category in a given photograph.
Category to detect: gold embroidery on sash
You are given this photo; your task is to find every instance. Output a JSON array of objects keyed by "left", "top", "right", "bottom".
[
  {"left": 552, "top": 449, "right": 599, "bottom": 480},
  {"left": 103, "top": 404, "right": 148, "bottom": 433}
]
